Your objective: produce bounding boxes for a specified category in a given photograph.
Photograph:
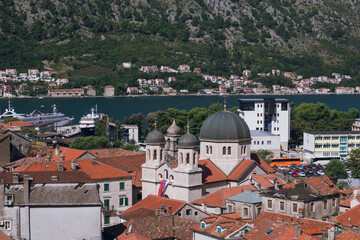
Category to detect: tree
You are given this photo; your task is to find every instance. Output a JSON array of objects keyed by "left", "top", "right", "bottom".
[
  {"left": 337, "top": 180, "right": 349, "bottom": 190},
  {"left": 21, "top": 127, "right": 36, "bottom": 138},
  {"left": 70, "top": 136, "right": 111, "bottom": 150},
  {"left": 347, "top": 148, "right": 360, "bottom": 178},
  {"left": 4, "top": 117, "right": 19, "bottom": 123},
  {"left": 251, "top": 150, "right": 274, "bottom": 164},
  {"left": 324, "top": 158, "right": 347, "bottom": 181},
  {"left": 95, "top": 116, "right": 108, "bottom": 137}
]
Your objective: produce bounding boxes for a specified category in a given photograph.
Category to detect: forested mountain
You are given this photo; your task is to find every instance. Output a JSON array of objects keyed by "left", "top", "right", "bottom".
[{"left": 1, "top": 0, "right": 360, "bottom": 84}]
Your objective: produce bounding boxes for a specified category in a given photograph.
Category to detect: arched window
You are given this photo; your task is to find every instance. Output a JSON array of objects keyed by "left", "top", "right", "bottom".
[
  {"left": 167, "top": 139, "right": 170, "bottom": 148},
  {"left": 158, "top": 173, "right": 162, "bottom": 180},
  {"left": 193, "top": 153, "right": 196, "bottom": 165},
  {"left": 228, "top": 147, "right": 231, "bottom": 155},
  {"left": 169, "top": 175, "right": 174, "bottom": 180},
  {"left": 153, "top": 150, "right": 157, "bottom": 160},
  {"left": 223, "top": 146, "right": 227, "bottom": 155},
  {"left": 160, "top": 150, "right": 163, "bottom": 161},
  {"left": 186, "top": 153, "right": 190, "bottom": 164},
  {"left": 147, "top": 150, "right": 151, "bottom": 159},
  {"left": 243, "top": 146, "right": 246, "bottom": 154},
  {"left": 210, "top": 146, "right": 212, "bottom": 154},
  {"left": 241, "top": 146, "right": 244, "bottom": 154},
  {"left": 206, "top": 146, "right": 209, "bottom": 154},
  {"left": 180, "top": 153, "right": 183, "bottom": 164},
  {"left": 164, "top": 169, "right": 168, "bottom": 179}
]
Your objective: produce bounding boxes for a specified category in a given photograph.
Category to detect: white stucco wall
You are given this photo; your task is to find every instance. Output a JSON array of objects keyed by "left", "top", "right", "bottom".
[{"left": 28, "top": 206, "right": 101, "bottom": 240}]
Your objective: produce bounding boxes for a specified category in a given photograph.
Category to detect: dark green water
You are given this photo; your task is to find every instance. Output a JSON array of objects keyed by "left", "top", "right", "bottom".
[{"left": 0, "top": 94, "right": 358, "bottom": 123}]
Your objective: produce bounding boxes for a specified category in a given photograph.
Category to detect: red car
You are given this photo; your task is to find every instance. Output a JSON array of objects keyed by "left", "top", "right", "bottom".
[
  {"left": 291, "top": 172, "right": 299, "bottom": 177},
  {"left": 303, "top": 165, "right": 311, "bottom": 169},
  {"left": 293, "top": 169, "right": 300, "bottom": 173},
  {"left": 317, "top": 165, "right": 324, "bottom": 169}
]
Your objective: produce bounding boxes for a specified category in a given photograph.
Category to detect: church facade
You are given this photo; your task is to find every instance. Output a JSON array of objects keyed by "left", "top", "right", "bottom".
[{"left": 142, "top": 110, "right": 273, "bottom": 203}]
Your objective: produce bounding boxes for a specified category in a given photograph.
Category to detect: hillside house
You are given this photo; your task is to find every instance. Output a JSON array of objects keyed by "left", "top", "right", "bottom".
[
  {"left": 194, "top": 68, "right": 201, "bottom": 73},
  {"left": 56, "top": 78, "right": 68, "bottom": 85},
  {"left": 5, "top": 69, "right": 17, "bottom": 76},
  {"left": 137, "top": 79, "right": 148, "bottom": 87},
  {"left": 140, "top": 66, "right": 150, "bottom": 73},
  {"left": 104, "top": 85, "right": 115, "bottom": 97},
  {"left": 243, "top": 70, "right": 251, "bottom": 77},
  {"left": 272, "top": 69, "right": 281, "bottom": 76},
  {"left": 28, "top": 69, "right": 39, "bottom": 77},
  {"left": 123, "top": 62, "right": 131, "bottom": 68},
  {"left": 335, "top": 87, "right": 348, "bottom": 94},
  {"left": 316, "top": 88, "right": 330, "bottom": 94},
  {"left": 168, "top": 77, "right": 176, "bottom": 83},
  {"left": 127, "top": 87, "right": 138, "bottom": 94},
  {"left": 160, "top": 66, "right": 170, "bottom": 72},
  {"left": 178, "top": 65, "right": 191, "bottom": 73},
  {"left": 87, "top": 89, "right": 96, "bottom": 96}
]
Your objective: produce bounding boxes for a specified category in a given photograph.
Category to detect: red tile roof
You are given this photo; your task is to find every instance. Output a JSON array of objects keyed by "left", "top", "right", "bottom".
[
  {"left": 282, "top": 182, "right": 295, "bottom": 189},
  {"left": 198, "top": 159, "right": 227, "bottom": 183},
  {"left": 86, "top": 148, "right": 143, "bottom": 158},
  {"left": 94, "top": 154, "right": 146, "bottom": 187},
  {"left": 0, "top": 231, "right": 14, "bottom": 240},
  {"left": 192, "top": 185, "right": 255, "bottom": 207},
  {"left": 46, "top": 147, "right": 86, "bottom": 161},
  {"left": 192, "top": 214, "right": 247, "bottom": 238},
  {"left": 330, "top": 204, "right": 360, "bottom": 227},
  {"left": 303, "top": 176, "right": 340, "bottom": 196},
  {"left": 336, "top": 230, "right": 360, "bottom": 240},
  {"left": 228, "top": 159, "right": 254, "bottom": 181},
  {"left": 118, "top": 233, "right": 151, "bottom": 240},
  {"left": 0, "top": 120, "right": 33, "bottom": 128},
  {"left": 13, "top": 159, "right": 132, "bottom": 180},
  {"left": 120, "top": 195, "right": 185, "bottom": 219},
  {"left": 250, "top": 153, "right": 275, "bottom": 173},
  {"left": 244, "top": 212, "right": 333, "bottom": 240},
  {"left": 251, "top": 174, "right": 286, "bottom": 189}
]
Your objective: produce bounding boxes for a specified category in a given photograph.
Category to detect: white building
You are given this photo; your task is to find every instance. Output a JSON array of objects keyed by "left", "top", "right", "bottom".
[
  {"left": 142, "top": 110, "right": 274, "bottom": 203},
  {"left": 123, "top": 62, "right": 131, "bottom": 68},
  {"left": 103, "top": 85, "right": 115, "bottom": 97},
  {"left": 239, "top": 98, "right": 290, "bottom": 151},
  {"left": 250, "top": 130, "right": 281, "bottom": 158},
  {"left": 303, "top": 131, "right": 360, "bottom": 164},
  {"left": 0, "top": 172, "right": 102, "bottom": 240},
  {"left": 121, "top": 124, "right": 139, "bottom": 143}
]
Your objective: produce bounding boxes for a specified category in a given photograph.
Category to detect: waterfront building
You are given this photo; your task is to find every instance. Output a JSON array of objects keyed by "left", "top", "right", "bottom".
[
  {"left": 48, "top": 88, "right": 84, "bottom": 97},
  {"left": 239, "top": 98, "right": 290, "bottom": 151},
  {"left": 142, "top": 109, "right": 275, "bottom": 203},
  {"left": 87, "top": 89, "right": 96, "bottom": 96},
  {"left": 303, "top": 131, "right": 360, "bottom": 163},
  {"left": 121, "top": 124, "right": 139, "bottom": 143},
  {"left": 103, "top": 85, "right": 115, "bottom": 97}
]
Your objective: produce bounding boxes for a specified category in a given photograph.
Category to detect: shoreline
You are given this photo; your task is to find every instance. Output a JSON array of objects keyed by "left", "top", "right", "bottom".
[{"left": 1, "top": 92, "right": 359, "bottom": 99}]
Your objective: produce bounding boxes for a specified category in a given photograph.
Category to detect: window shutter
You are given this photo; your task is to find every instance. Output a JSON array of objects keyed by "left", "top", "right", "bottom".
[
  {"left": 120, "top": 198, "right": 124, "bottom": 206},
  {"left": 125, "top": 197, "right": 128, "bottom": 206},
  {"left": 120, "top": 182, "right": 125, "bottom": 190}
]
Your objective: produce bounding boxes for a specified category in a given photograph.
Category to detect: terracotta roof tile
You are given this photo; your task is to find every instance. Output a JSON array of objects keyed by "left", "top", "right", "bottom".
[
  {"left": 330, "top": 204, "right": 360, "bottom": 227},
  {"left": 192, "top": 185, "right": 255, "bottom": 207},
  {"left": 46, "top": 147, "right": 86, "bottom": 161},
  {"left": 13, "top": 159, "right": 132, "bottom": 180},
  {"left": 336, "top": 230, "right": 360, "bottom": 240},
  {"left": 303, "top": 176, "right": 340, "bottom": 196},
  {"left": 117, "top": 233, "right": 151, "bottom": 240},
  {"left": 251, "top": 174, "right": 286, "bottom": 189},
  {"left": 94, "top": 154, "right": 146, "bottom": 187},
  {"left": 0, "top": 231, "right": 14, "bottom": 240},
  {"left": 86, "top": 148, "right": 143, "bottom": 158},
  {"left": 0, "top": 120, "right": 33, "bottom": 128},
  {"left": 120, "top": 207, "right": 156, "bottom": 221},
  {"left": 192, "top": 215, "right": 247, "bottom": 238},
  {"left": 282, "top": 182, "right": 295, "bottom": 189},
  {"left": 227, "top": 159, "right": 254, "bottom": 180},
  {"left": 120, "top": 195, "right": 185, "bottom": 219},
  {"left": 250, "top": 153, "right": 275, "bottom": 173},
  {"left": 198, "top": 159, "right": 227, "bottom": 183}
]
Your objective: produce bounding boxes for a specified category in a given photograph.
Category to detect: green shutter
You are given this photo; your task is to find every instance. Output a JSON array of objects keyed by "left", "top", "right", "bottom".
[
  {"left": 125, "top": 197, "right": 128, "bottom": 206},
  {"left": 120, "top": 182, "right": 125, "bottom": 190},
  {"left": 104, "top": 199, "right": 109, "bottom": 207},
  {"left": 104, "top": 216, "right": 110, "bottom": 224},
  {"left": 119, "top": 198, "right": 124, "bottom": 206},
  {"left": 104, "top": 183, "right": 109, "bottom": 191}
]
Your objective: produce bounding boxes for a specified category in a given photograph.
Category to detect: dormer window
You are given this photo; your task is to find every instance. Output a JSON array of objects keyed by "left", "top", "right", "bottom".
[
  {"left": 201, "top": 221, "right": 206, "bottom": 229},
  {"left": 217, "top": 226, "right": 222, "bottom": 233}
]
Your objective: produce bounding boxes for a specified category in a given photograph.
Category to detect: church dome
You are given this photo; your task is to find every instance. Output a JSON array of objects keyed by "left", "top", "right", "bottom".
[
  {"left": 178, "top": 132, "right": 200, "bottom": 147},
  {"left": 145, "top": 129, "right": 165, "bottom": 144},
  {"left": 167, "top": 120, "right": 181, "bottom": 136},
  {"left": 199, "top": 111, "right": 250, "bottom": 141}
]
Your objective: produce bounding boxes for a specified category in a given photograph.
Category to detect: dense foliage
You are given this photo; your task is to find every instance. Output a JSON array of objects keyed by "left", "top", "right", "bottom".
[
  {"left": 324, "top": 159, "right": 347, "bottom": 181},
  {"left": 290, "top": 103, "right": 358, "bottom": 145},
  {"left": 70, "top": 136, "right": 111, "bottom": 149}
]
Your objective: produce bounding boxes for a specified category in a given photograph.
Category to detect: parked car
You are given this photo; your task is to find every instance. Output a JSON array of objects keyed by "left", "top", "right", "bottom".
[
  {"left": 291, "top": 172, "right": 299, "bottom": 177},
  {"left": 317, "top": 170, "right": 325, "bottom": 175},
  {"left": 293, "top": 169, "right": 300, "bottom": 174},
  {"left": 278, "top": 165, "right": 286, "bottom": 171},
  {"left": 317, "top": 164, "right": 324, "bottom": 169},
  {"left": 287, "top": 170, "right": 293, "bottom": 175},
  {"left": 299, "top": 172, "right": 306, "bottom": 177}
]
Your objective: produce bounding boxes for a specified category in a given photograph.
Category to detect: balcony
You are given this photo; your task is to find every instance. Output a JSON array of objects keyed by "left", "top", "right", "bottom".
[{"left": 102, "top": 205, "right": 115, "bottom": 214}]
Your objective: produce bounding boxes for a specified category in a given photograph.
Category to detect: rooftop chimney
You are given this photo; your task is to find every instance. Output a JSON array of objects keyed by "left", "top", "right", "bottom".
[
  {"left": 60, "top": 155, "right": 65, "bottom": 162},
  {"left": 327, "top": 227, "right": 335, "bottom": 240},
  {"left": 55, "top": 146, "right": 60, "bottom": 156},
  {"left": 294, "top": 224, "right": 301, "bottom": 239},
  {"left": 12, "top": 173, "right": 19, "bottom": 183},
  {"left": 57, "top": 162, "right": 64, "bottom": 172},
  {"left": 71, "top": 161, "right": 77, "bottom": 171},
  {"left": 167, "top": 206, "right": 173, "bottom": 215},
  {"left": 24, "top": 175, "right": 30, "bottom": 204},
  {"left": 48, "top": 151, "right": 53, "bottom": 162}
]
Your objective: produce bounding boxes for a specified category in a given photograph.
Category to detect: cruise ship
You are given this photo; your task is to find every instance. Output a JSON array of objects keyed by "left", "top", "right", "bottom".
[
  {"left": 79, "top": 105, "right": 105, "bottom": 136},
  {"left": 0, "top": 101, "right": 74, "bottom": 126}
]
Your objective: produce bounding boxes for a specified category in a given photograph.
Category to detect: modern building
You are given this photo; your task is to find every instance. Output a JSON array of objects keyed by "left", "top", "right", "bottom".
[
  {"left": 121, "top": 124, "right": 139, "bottom": 143},
  {"left": 303, "top": 131, "right": 360, "bottom": 163},
  {"left": 142, "top": 109, "right": 275, "bottom": 203},
  {"left": 250, "top": 130, "right": 281, "bottom": 158},
  {"left": 239, "top": 98, "right": 290, "bottom": 151}
]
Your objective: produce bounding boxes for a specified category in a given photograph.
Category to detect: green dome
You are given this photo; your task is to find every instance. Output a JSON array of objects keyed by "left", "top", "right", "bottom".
[
  {"left": 199, "top": 111, "right": 250, "bottom": 141},
  {"left": 178, "top": 132, "right": 200, "bottom": 147},
  {"left": 145, "top": 129, "right": 165, "bottom": 144}
]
